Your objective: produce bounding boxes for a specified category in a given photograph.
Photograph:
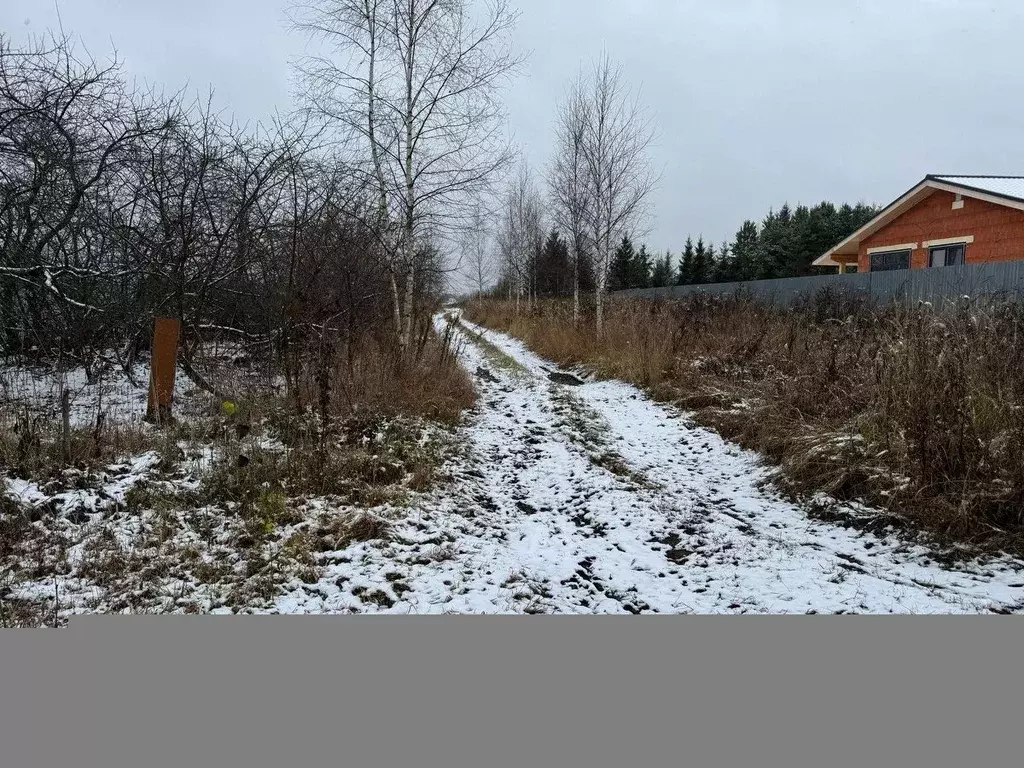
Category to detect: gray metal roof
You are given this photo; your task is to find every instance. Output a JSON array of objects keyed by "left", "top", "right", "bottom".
[{"left": 931, "top": 175, "right": 1024, "bottom": 202}]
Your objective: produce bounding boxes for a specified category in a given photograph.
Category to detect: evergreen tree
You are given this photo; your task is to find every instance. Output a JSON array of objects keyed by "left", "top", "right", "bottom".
[
  {"left": 631, "top": 244, "right": 652, "bottom": 288},
  {"left": 537, "top": 229, "right": 571, "bottom": 297},
  {"left": 651, "top": 250, "right": 674, "bottom": 287},
  {"left": 756, "top": 201, "right": 875, "bottom": 278},
  {"left": 677, "top": 237, "right": 695, "bottom": 285},
  {"left": 755, "top": 206, "right": 794, "bottom": 280},
  {"left": 578, "top": 247, "right": 597, "bottom": 293},
  {"left": 609, "top": 235, "right": 636, "bottom": 292},
  {"left": 793, "top": 202, "right": 836, "bottom": 276},
  {"left": 671, "top": 199, "right": 878, "bottom": 286},
  {"left": 731, "top": 220, "right": 759, "bottom": 281},
  {"left": 711, "top": 240, "right": 734, "bottom": 282},
  {"left": 691, "top": 237, "right": 709, "bottom": 284}
]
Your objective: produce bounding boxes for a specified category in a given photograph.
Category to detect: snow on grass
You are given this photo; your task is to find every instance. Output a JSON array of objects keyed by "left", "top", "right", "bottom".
[
  {"left": 5, "top": 312, "right": 1024, "bottom": 619},
  {"left": 0, "top": 342, "right": 278, "bottom": 430},
  {"left": 0, "top": 359, "right": 202, "bottom": 428},
  {"left": 262, "top": 311, "right": 1024, "bottom": 615},
  {"left": 0, "top": 401, "right": 468, "bottom": 622}
]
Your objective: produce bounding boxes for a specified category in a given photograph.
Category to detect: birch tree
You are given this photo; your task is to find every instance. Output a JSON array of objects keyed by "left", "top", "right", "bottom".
[
  {"left": 461, "top": 200, "right": 493, "bottom": 298},
  {"left": 293, "top": 0, "right": 520, "bottom": 353},
  {"left": 496, "top": 161, "right": 543, "bottom": 313},
  {"left": 547, "top": 73, "right": 591, "bottom": 325},
  {"left": 579, "top": 55, "right": 656, "bottom": 335}
]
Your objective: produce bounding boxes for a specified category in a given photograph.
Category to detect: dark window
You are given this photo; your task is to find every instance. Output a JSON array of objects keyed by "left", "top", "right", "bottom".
[
  {"left": 869, "top": 249, "right": 911, "bottom": 272},
  {"left": 929, "top": 243, "right": 966, "bottom": 267}
]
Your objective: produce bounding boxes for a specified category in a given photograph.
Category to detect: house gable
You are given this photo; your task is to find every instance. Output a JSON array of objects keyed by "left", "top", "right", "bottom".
[
  {"left": 857, "top": 190, "right": 1024, "bottom": 271},
  {"left": 815, "top": 176, "right": 1024, "bottom": 270}
]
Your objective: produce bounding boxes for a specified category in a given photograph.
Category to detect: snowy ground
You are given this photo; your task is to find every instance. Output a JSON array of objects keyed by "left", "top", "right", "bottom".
[
  {"left": 0, "top": 360, "right": 167, "bottom": 428},
  {"left": 4, "top": 312, "right": 1024, "bottom": 619},
  {"left": 0, "top": 343, "right": 277, "bottom": 428},
  {"left": 269, "top": 312, "right": 1024, "bottom": 615}
]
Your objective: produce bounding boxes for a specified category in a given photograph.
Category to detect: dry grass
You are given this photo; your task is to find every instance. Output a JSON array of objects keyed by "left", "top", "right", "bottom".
[
  {"left": 0, "top": 315, "right": 477, "bottom": 622},
  {"left": 0, "top": 315, "right": 474, "bottom": 484},
  {"left": 0, "top": 409, "right": 184, "bottom": 484},
  {"left": 466, "top": 293, "right": 1024, "bottom": 555},
  {"left": 291, "top": 321, "right": 477, "bottom": 425},
  {"left": 199, "top": 410, "right": 457, "bottom": 509}
]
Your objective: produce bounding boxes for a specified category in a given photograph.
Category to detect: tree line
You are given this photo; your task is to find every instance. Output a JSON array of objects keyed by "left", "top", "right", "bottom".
[{"left": 488, "top": 200, "right": 878, "bottom": 299}]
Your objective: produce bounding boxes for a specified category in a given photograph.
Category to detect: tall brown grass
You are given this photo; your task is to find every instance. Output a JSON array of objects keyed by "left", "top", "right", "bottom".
[
  {"left": 290, "top": 316, "right": 476, "bottom": 425},
  {"left": 465, "top": 293, "right": 1024, "bottom": 554}
]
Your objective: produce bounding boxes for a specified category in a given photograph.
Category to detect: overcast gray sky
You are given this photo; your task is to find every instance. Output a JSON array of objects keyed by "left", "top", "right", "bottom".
[{"left": 3, "top": 0, "right": 1024, "bottom": 257}]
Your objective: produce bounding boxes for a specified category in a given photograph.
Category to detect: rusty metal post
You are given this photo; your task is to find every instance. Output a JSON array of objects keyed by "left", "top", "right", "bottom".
[{"left": 146, "top": 317, "right": 181, "bottom": 423}]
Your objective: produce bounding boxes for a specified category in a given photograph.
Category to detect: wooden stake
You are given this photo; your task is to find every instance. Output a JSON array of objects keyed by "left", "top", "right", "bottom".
[{"left": 147, "top": 317, "right": 181, "bottom": 424}]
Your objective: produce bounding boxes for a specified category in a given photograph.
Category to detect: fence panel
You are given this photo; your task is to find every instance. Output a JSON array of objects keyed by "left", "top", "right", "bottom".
[{"left": 614, "top": 261, "right": 1024, "bottom": 307}]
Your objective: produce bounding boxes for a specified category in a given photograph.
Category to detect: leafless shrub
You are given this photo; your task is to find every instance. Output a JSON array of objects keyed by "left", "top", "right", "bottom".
[{"left": 0, "top": 30, "right": 475, "bottom": 462}]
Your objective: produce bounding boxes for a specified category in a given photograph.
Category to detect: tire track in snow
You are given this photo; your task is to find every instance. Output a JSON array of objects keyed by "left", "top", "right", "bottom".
[
  {"left": 445, "top": 312, "right": 1024, "bottom": 614},
  {"left": 271, "top": 312, "right": 1024, "bottom": 615}
]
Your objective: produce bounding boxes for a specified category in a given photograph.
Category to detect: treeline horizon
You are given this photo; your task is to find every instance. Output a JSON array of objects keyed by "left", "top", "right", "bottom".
[{"left": 487, "top": 200, "right": 878, "bottom": 300}]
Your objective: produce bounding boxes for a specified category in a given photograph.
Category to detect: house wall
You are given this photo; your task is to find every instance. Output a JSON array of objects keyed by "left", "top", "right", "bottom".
[{"left": 857, "top": 190, "right": 1024, "bottom": 271}]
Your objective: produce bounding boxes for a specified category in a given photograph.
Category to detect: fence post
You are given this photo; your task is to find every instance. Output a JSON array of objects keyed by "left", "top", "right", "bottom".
[{"left": 146, "top": 317, "right": 181, "bottom": 424}]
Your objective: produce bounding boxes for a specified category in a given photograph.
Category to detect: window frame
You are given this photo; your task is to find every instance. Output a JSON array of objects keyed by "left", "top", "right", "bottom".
[
  {"left": 928, "top": 242, "right": 967, "bottom": 268},
  {"left": 868, "top": 248, "right": 912, "bottom": 272}
]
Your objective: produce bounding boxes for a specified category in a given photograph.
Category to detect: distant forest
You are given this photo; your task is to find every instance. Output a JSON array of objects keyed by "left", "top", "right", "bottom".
[{"left": 519, "top": 201, "right": 879, "bottom": 297}]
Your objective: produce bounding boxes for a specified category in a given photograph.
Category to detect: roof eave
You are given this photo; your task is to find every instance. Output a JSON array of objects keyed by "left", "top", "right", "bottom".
[
  {"left": 814, "top": 178, "right": 936, "bottom": 266},
  {"left": 812, "top": 254, "right": 849, "bottom": 267}
]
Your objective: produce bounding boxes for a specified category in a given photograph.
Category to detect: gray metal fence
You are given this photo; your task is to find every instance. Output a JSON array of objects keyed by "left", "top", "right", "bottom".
[{"left": 613, "top": 261, "right": 1024, "bottom": 306}]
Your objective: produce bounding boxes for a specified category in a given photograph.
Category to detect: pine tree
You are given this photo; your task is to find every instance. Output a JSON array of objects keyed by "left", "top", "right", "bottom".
[
  {"left": 631, "top": 244, "right": 652, "bottom": 288},
  {"left": 609, "top": 235, "right": 636, "bottom": 292},
  {"left": 731, "top": 220, "right": 759, "bottom": 282},
  {"left": 537, "top": 229, "right": 571, "bottom": 297},
  {"left": 691, "top": 237, "right": 709, "bottom": 284},
  {"left": 651, "top": 250, "right": 673, "bottom": 287},
  {"left": 677, "top": 237, "right": 695, "bottom": 285}
]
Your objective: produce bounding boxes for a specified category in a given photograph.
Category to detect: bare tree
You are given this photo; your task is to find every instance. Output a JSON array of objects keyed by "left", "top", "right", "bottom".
[
  {"left": 461, "top": 199, "right": 494, "bottom": 298},
  {"left": 292, "top": 0, "right": 521, "bottom": 353},
  {"left": 578, "top": 54, "right": 657, "bottom": 335},
  {"left": 495, "top": 174, "right": 519, "bottom": 308},
  {"left": 547, "top": 72, "right": 591, "bottom": 325},
  {"left": 0, "top": 33, "right": 171, "bottom": 355},
  {"left": 0, "top": 28, "right": 429, "bottom": 417},
  {"left": 496, "top": 161, "right": 544, "bottom": 313}
]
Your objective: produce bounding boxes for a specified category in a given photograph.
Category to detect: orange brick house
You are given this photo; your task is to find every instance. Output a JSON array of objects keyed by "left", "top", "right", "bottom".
[{"left": 814, "top": 176, "right": 1024, "bottom": 273}]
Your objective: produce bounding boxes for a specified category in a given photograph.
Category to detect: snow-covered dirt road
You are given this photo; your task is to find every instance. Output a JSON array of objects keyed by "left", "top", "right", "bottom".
[{"left": 271, "top": 312, "right": 1024, "bottom": 615}]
